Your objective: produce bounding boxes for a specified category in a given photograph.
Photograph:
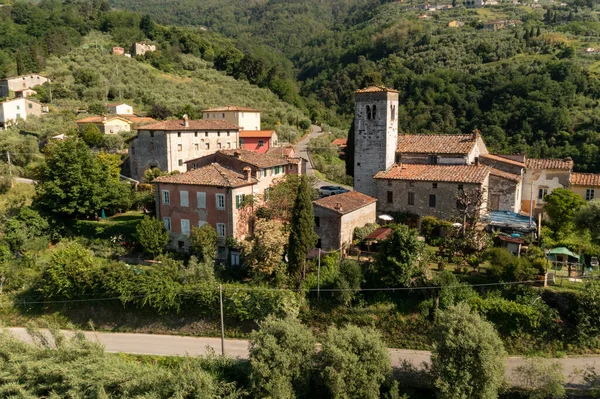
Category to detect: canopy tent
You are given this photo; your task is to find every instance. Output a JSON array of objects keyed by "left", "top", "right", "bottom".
[
  {"left": 483, "top": 211, "right": 537, "bottom": 233},
  {"left": 547, "top": 247, "right": 579, "bottom": 260}
]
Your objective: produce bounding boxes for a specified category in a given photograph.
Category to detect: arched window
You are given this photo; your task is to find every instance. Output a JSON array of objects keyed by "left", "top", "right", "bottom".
[
  {"left": 372, "top": 105, "right": 377, "bottom": 118},
  {"left": 391, "top": 104, "right": 396, "bottom": 121},
  {"left": 366, "top": 105, "right": 371, "bottom": 120}
]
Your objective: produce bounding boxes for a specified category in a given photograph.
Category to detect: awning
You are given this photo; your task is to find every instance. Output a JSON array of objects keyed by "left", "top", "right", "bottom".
[
  {"left": 483, "top": 210, "right": 536, "bottom": 232},
  {"left": 548, "top": 247, "right": 579, "bottom": 260}
]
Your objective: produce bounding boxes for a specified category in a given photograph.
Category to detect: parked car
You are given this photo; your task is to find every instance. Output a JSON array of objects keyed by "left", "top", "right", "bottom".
[{"left": 319, "top": 186, "right": 349, "bottom": 197}]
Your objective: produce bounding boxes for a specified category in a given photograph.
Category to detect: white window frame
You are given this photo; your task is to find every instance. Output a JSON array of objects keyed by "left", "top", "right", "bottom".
[
  {"left": 217, "top": 223, "right": 226, "bottom": 237},
  {"left": 162, "top": 190, "right": 170, "bottom": 205},
  {"left": 163, "top": 217, "right": 171, "bottom": 231},
  {"left": 235, "top": 194, "right": 246, "bottom": 209},
  {"left": 181, "top": 219, "right": 190, "bottom": 236},
  {"left": 216, "top": 194, "right": 225, "bottom": 210},
  {"left": 586, "top": 189, "right": 595, "bottom": 201},
  {"left": 197, "top": 192, "right": 206, "bottom": 208},
  {"left": 180, "top": 190, "right": 189, "bottom": 207}
]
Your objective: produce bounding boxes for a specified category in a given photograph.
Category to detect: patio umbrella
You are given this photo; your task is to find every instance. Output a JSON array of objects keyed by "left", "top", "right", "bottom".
[{"left": 101, "top": 209, "right": 106, "bottom": 219}]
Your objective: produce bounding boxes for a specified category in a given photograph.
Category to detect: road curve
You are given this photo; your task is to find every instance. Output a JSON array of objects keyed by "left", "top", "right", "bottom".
[{"left": 4, "top": 327, "right": 598, "bottom": 387}]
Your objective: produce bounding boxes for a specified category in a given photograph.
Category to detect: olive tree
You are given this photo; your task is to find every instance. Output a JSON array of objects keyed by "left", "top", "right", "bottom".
[{"left": 431, "top": 303, "right": 507, "bottom": 399}]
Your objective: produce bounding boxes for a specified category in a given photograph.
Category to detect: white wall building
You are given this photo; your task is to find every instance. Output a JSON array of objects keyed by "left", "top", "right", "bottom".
[
  {"left": 0, "top": 74, "right": 48, "bottom": 98},
  {"left": 203, "top": 106, "right": 261, "bottom": 131},
  {"left": 0, "top": 98, "right": 42, "bottom": 128},
  {"left": 107, "top": 103, "right": 134, "bottom": 115}
]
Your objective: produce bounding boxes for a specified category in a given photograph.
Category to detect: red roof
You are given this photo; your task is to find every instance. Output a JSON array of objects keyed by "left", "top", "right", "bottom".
[
  {"left": 396, "top": 134, "right": 478, "bottom": 155},
  {"left": 153, "top": 163, "right": 255, "bottom": 187},
  {"left": 364, "top": 227, "right": 392, "bottom": 241},
  {"left": 489, "top": 168, "right": 521, "bottom": 182},
  {"left": 204, "top": 106, "right": 260, "bottom": 112},
  {"left": 186, "top": 149, "right": 290, "bottom": 169},
  {"left": 375, "top": 164, "right": 489, "bottom": 184},
  {"left": 481, "top": 153, "right": 525, "bottom": 167},
  {"left": 571, "top": 173, "right": 600, "bottom": 187},
  {"left": 497, "top": 235, "right": 525, "bottom": 244},
  {"left": 240, "top": 130, "right": 276, "bottom": 138},
  {"left": 355, "top": 86, "right": 399, "bottom": 94},
  {"left": 313, "top": 191, "right": 376, "bottom": 215},
  {"left": 332, "top": 138, "right": 348, "bottom": 147},
  {"left": 525, "top": 158, "right": 573, "bottom": 170},
  {"left": 139, "top": 119, "right": 240, "bottom": 131}
]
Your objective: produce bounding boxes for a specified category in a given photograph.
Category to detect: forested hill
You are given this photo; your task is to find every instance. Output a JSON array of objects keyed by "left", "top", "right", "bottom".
[{"left": 110, "top": 0, "right": 600, "bottom": 172}]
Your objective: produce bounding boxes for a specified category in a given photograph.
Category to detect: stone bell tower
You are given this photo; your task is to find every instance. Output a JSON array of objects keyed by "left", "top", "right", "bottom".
[{"left": 353, "top": 86, "right": 399, "bottom": 197}]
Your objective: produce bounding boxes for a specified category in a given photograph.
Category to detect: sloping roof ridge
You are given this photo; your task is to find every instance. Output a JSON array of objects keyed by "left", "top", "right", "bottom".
[{"left": 212, "top": 162, "right": 236, "bottom": 186}]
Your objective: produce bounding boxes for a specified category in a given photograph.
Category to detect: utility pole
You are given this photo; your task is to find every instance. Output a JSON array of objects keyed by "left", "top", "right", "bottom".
[{"left": 219, "top": 284, "right": 225, "bottom": 356}]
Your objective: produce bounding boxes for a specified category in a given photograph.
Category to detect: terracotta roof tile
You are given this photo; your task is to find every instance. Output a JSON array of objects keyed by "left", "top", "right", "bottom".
[
  {"left": 76, "top": 116, "right": 132, "bottom": 124},
  {"left": 186, "top": 149, "right": 290, "bottom": 169},
  {"left": 153, "top": 163, "right": 255, "bottom": 187},
  {"left": 332, "top": 138, "right": 348, "bottom": 146},
  {"left": 375, "top": 164, "right": 489, "bottom": 184},
  {"left": 396, "top": 134, "right": 477, "bottom": 155},
  {"left": 571, "top": 173, "right": 600, "bottom": 187},
  {"left": 266, "top": 146, "right": 295, "bottom": 157},
  {"left": 139, "top": 119, "right": 240, "bottom": 131},
  {"left": 364, "top": 227, "right": 392, "bottom": 241},
  {"left": 489, "top": 168, "right": 521, "bottom": 182},
  {"left": 313, "top": 191, "right": 376, "bottom": 215},
  {"left": 240, "top": 130, "right": 276, "bottom": 138},
  {"left": 119, "top": 115, "right": 156, "bottom": 125},
  {"left": 481, "top": 153, "right": 525, "bottom": 167},
  {"left": 204, "top": 106, "right": 260, "bottom": 112},
  {"left": 355, "top": 86, "right": 399, "bottom": 94},
  {"left": 525, "top": 158, "right": 573, "bottom": 170}
]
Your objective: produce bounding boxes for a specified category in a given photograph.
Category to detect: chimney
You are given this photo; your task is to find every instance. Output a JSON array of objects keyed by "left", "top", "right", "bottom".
[
  {"left": 183, "top": 113, "right": 189, "bottom": 128},
  {"left": 103, "top": 116, "right": 107, "bottom": 121},
  {"left": 233, "top": 150, "right": 242, "bottom": 159},
  {"left": 472, "top": 129, "right": 480, "bottom": 140},
  {"left": 335, "top": 202, "right": 343, "bottom": 212},
  {"left": 243, "top": 166, "right": 252, "bottom": 182}
]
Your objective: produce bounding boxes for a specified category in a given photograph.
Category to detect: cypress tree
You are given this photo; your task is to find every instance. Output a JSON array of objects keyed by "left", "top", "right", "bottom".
[{"left": 287, "top": 175, "right": 318, "bottom": 285}]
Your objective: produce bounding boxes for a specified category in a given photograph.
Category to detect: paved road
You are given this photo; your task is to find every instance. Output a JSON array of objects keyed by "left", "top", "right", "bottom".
[
  {"left": 296, "top": 124, "right": 323, "bottom": 178},
  {"left": 5, "top": 327, "right": 598, "bottom": 386}
]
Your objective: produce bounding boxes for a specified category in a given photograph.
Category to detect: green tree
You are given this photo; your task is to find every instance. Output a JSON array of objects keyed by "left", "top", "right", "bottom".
[
  {"left": 332, "top": 259, "right": 362, "bottom": 306},
  {"left": 544, "top": 188, "right": 585, "bottom": 237},
  {"left": 576, "top": 274, "right": 600, "bottom": 339},
  {"left": 249, "top": 316, "right": 316, "bottom": 398},
  {"left": 190, "top": 224, "right": 218, "bottom": 262},
  {"left": 81, "top": 123, "right": 103, "bottom": 147},
  {"left": 374, "top": 224, "right": 425, "bottom": 287},
  {"left": 183, "top": 255, "right": 216, "bottom": 285},
  {"left": 319, "top": 325, "right": 391, "bottom": 399},
  {"left": 345, "top": 120, "right": 354, "bottom": 177},
  {"left": 34, "top": 138, "right": 126, "bottom": 219},
  {"left": 241, "top": 219, "right": 288, "bottom": 283},
  {"left": 431, "top": 303, "right": 507, "bottom": 399},
  {"left": 3, "top": 206, "right": 49, "bottom": 253},
  {"left": 287, "top": 175, "right": 318, "bottom": 285},
  {"left": 514, "top": 359, "right": 566, "bottom": 399},
  {"left": 135, "top": 216, "right": 169, "bottom": 258},
  {"left": 575, "top": 200, "right": 600, "bottom": 244}
]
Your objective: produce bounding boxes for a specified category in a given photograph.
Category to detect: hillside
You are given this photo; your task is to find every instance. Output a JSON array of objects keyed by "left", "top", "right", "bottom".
[{"left": 111, "top": 0, "right": 600, "bottom": 172}]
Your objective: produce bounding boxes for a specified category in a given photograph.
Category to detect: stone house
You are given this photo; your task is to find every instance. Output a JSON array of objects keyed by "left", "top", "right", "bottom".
[
  {"left": 521, "top": 158, "right": 573, "bottom": 216},
  {"left": 127, "top": 116, "right": 241, "bottom": 181},
  {"left": 186, "top": 149, "right": 296, "bottom": 198},
  {"left": 570, "top": 173, "right": 600, "bottom": 201},
  {"left": 0, "top": 98, "right": 42, "bottom": 128},
  {"left": 153, "top": 162, "right": 256, "bottom": 264},
  {"left": 0, "top": 74, "right": 48, "bottom": 98},
  {"left": 239, "top": 130, "right": 278, "bottom": 153},
  {"left": 203, "top": 106, "right": 261, "bottom": 131},
  {"left": 396, "top": 132, "right": 488, "bottom": 165},
  {"left": 313, "top": 191, "right": 377, "bottom": 251},
  {"left": 488, "top": 168, "right": 522, "bottom": 213},
  {"left": 374, "top": 164, "right": 490, "bottom": 220},
  {"left": 76, "top": 116, "right": 133, "bottom": 134},
  {"left": 131, "top": 42, "right": 156, "bottom": 56}
]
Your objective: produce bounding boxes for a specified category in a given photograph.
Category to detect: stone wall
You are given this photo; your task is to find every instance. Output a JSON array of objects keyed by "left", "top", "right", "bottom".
[
  {"left": 480, "top": 157, "right": 523, "bottom": 175},
  {"left": 488, "top": 175, "right": 521, "bottom": 213},
  {"left": 314, "top": 202, "right": 377, "bottom": 251},
  {"left": 353, "top": 90, "right": 399, "bottom": 197},
  {"left": 0, "top": 75, "right": 48, "bottom": 97},
  {"left": 376, "top": 177, "right": 489, "bottom": 220}
]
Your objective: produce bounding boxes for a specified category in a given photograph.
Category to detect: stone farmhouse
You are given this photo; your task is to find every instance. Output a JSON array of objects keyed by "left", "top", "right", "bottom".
[
  {"left": 131, "top": 42, "right": 156, "bottom": 56},
  {"left": 352, "top": 85, "right": 593, "bottom": 224},
  {"left": 314, "top": 191, "right": 377, "bottom": 251},
  {"left": 76, "top": 116, "right": 133, "bottom": 134},
  {"left": 128, "top": 116, "right": 242, "bottom": 181},
  {"left": 0, "top": 74, "right": 48, "bottom": 98}
]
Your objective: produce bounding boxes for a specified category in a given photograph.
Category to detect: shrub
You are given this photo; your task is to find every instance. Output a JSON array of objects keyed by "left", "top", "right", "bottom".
[
  {"left": 353, "top": 223, "right": 380, "bottom": 243},
  {"left": 420, "top": 216, "right": 452, "bottom": 245},
  {"left": 469, "top": 296, "right": 540, "bottom": 336},
  {"left": 514, "top": 359, "right": 566, "bottom": 399},
  {"left": 135, "top": 216, "right": 169, "bottom": 258}
]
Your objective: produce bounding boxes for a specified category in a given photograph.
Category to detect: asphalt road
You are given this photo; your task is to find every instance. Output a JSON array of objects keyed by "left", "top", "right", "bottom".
[{"left": 5, "top": 327, "right": 598, "bottom": 387}]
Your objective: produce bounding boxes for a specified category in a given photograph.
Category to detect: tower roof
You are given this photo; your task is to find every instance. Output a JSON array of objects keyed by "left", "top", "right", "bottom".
[{"left": 355, "top": 86, "right": 399, "bottom": 94}]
